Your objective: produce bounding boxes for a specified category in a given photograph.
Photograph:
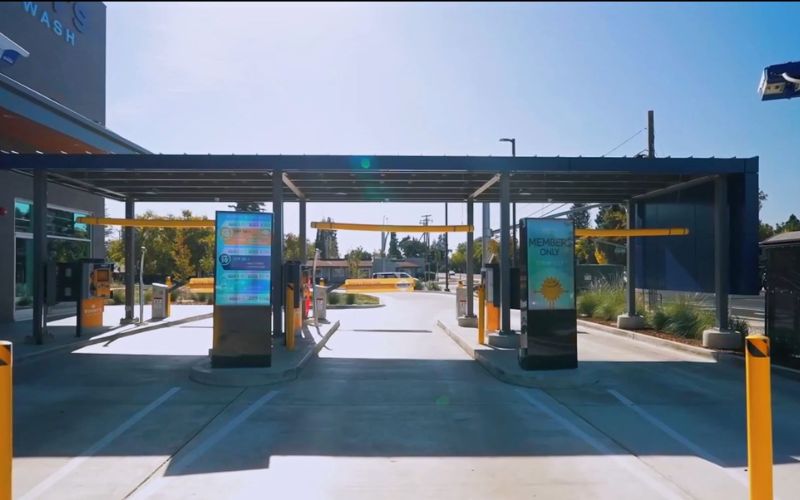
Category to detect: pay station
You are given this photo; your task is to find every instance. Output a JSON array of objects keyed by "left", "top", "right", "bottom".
[
  {"left": 56, "top": 258, "right": 114, "bottom": 337},
  {"left": 519, "top": 218, "right": 577, "bottom": 370},
  {"left": 211, "top": 211, "right": 274, "bottom": 368}
]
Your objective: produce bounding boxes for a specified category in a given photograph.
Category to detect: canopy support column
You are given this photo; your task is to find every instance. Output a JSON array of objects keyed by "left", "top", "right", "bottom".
[
  {"left": 272, "top": 170, "right": 283, "bottom": 338},
  {"left": 32, "top": 168, "right": 48, "bottom": 344}
]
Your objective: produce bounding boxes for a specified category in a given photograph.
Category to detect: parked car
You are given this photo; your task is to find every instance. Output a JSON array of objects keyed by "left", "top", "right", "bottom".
[{"left": 371, "top": 272, "right": 414, "bottom": 279}]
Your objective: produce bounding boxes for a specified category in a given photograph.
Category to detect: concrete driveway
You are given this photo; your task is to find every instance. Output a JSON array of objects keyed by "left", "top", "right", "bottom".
[{"left": 9, "top": 294, "right": 800, "bottom": 499}]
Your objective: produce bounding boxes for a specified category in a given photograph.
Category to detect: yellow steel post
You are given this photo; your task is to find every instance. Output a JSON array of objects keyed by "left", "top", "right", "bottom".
[
  {"left": 165, "top": 276, "right": 172, "bottom": 318},
  {"left": 478, "top": 285, "right": 486, "bottom": 345},
  {"left": 1, "top": 341, "right": 12, "bottom": 500},
  {"left": 745, "top": 334, "right": 773, "bottom": 500},
  {"left": 285, "top": 285, "right": 295, "bottom": 351}
]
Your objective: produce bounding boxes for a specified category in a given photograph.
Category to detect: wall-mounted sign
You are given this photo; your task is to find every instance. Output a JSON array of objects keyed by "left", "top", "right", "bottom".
[
  {"left": 214, "top": 211, "right": 272, "bottom": 307},
  {"left": 526, "top": 218, "right": 575, "bottom": 310},
  {"left": 0, "top": 2, "right": 106, "bottom": 123}
]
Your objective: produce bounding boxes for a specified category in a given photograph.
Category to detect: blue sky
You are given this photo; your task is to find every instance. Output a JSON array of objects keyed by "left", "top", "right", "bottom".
[{"left": 105, "top": 2, "right": 799, "bottom": 253}]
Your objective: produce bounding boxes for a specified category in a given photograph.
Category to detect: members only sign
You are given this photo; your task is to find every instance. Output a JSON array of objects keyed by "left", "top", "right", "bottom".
[{"left": 525, "top": 218, "right": 575, "bottom": 310}]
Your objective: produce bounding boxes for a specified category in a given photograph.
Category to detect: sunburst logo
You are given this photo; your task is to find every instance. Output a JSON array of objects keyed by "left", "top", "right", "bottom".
[{"left": 539, "top": 277, "right": 565, "bottom": 308}]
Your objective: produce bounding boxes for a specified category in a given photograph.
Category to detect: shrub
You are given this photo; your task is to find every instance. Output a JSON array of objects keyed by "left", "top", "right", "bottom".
[
  {"left": 111, "top": 289, "right": 125, "bottom": 305},
  {"left": 414, "top": 280, "right": 424, "bottom": 291},
  {"left": 646, "top": 308, "right": 669, "bottom": 331},
  {"left": 328, "top": 292, "right": 342, "bottom": 305},
  {"left": 594, "top": 287, "right": 625, "bottom": 321},
  {"left": 730, "top": 316, "right": 749, "bottom": 336},
  {"left": 426, "top": 281, "right": 441, "bottom": 291},
  {"left": 345, "top": 293, "right": 357, "bottom": 305},
  {"left": 577, "top": 292, "right": 600, "bottom": 317},
  {"left": 355, "top": 293, "right": 379, "bottom": 305},
  {"left": 662, "top": 296, "right": 714, "bottom": 339}
]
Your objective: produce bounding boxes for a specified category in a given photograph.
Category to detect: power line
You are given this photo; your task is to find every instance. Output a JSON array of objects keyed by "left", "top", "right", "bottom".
[{"left": 601, "top": 127, "right": 646, "bottom": 157}]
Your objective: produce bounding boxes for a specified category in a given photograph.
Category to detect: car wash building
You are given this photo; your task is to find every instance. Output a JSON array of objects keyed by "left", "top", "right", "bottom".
[{"left": 0, "top": 1, "right": 147, "bottom": 322}]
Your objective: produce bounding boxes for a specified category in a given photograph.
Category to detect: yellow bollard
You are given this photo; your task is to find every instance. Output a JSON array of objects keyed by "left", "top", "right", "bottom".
[
  {"left": 478, "top": 285, "right": 485, "bottom": 345},
  {"left": 285, "top": 285, "right": 295, "bottom": 351},
  {"left": 745, "top": 334, "right": 773, "bottom": 500},
  {"left": 165, "top": 276, "right": 172, "bottom": 318},
  {"left": 1, "top": 341, "right": 12, "bottom": 500}
]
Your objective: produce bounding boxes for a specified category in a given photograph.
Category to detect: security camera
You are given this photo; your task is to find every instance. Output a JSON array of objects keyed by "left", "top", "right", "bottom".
[{"left": 759, "top": 61, "right": 800, "bottom": 101}]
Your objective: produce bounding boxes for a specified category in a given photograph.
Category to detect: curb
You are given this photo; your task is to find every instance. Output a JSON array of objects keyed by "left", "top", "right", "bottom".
[
  {"left": 577, "top": 319, "right": 726, "bottom": 361},
  {"left": 16, "top": 312, "right": 214, "bottom": 364},
  {"left": 436, "top": 320, "right": 599, "bottom": 389},
  {"left": 578, "top": 319, "right": 800, "bottom": 382},
  {"left": 189, "top": 320, "right": 340, "bottom": 387}
]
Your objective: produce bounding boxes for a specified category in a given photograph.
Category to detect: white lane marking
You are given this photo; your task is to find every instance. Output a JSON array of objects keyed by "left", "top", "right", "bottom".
[
  {"left": 21, "top": 387, "right": 181, "bottom": 500},
  {"left": 608, "top": 389, "right": 749, "bottom": 487},
  {"left": 516, "top": 389, "right": 685, "bottom": 500},
  {"left": 130, "top": 390, "right": 279, "bottom": 499}
]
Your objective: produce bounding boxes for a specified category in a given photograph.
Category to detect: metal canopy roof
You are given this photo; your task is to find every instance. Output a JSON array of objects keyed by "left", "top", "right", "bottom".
[{"left": 0, "top": 154, "right": 758, "bottom": 203}]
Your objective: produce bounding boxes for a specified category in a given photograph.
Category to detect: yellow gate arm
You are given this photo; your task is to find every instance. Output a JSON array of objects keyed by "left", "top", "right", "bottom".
[
  {"left": 78, "top": 217, "right": 214, "bottom": 228},
  {"left": 575, "top": 228, "right": 689, "bottom": 237},
  {"left": 311, "top": 221, "right": 474, "bottom": 233}
]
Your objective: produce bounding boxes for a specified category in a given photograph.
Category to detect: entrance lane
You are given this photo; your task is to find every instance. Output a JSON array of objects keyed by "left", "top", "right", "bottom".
[{"left": 135, "top": 293, "right": 690, "bottom": 499}]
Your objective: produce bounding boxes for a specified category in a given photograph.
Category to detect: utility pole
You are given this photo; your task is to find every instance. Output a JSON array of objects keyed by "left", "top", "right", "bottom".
[{"left": 648, "top": 110, "right": 655, "bottom": 159}]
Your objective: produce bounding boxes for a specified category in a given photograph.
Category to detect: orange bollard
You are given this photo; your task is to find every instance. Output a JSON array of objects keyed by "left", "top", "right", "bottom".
[{"left": 486, "top": 302, "right": 500, "bottom": 332}]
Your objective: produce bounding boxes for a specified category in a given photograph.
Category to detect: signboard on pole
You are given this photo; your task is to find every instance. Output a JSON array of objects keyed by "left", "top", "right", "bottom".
[
  {"left": 214, "top": 211, "right": 272, "bottom": 306},
  {"left": 211, "top": 211, "right": 273, "bottom": 368},
  {"left": 519, "top": 218, "right": 577, "bottom": 370}
]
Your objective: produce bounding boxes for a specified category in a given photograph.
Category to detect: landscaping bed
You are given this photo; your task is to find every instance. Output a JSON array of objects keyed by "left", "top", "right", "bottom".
[
  {"left": 578, "top": 284, "right": 748, "bottom": 349},
  {"left": 327, "top": 292, "right": 381, "bottom": 307}
]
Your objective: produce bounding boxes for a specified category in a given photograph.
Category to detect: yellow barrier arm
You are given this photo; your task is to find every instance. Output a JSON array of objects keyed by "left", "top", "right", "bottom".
[
  {"left": 312, "top": 221, "right": 473, "bottom": 233},
  {"left": 78, "top": 217, "right": 214, "bottom": 228},
  {"left": 575, "top": 228, "right": 689, "bottom": 237}
]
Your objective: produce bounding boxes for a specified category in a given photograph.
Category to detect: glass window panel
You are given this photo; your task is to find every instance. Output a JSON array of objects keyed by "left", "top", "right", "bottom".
[
  {"left": 48, "top": 238, "right": 90, "bottom": 263},
  {"left": 14, "top": 200, "right": 90, "bottom": 240},
  {"left": 15, "top": 201, "right": 32, "bottom": 233},
  {"left": 15, "top": 238, "right": 33, "bottom": 309}
]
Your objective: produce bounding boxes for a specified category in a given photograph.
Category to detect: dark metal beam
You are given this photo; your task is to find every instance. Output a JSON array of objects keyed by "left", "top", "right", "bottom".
[
  {"left": 124, "top": 198, "right": 136, "bottom": 323},
  {"left": 272, "top": 170, "right": 283, "bottom": 337},
  {"left": 714, "top": 177, "right": 729, "bottom": 330},
  {"left": 32, "top": 168, "right": 47, "bottom": 344},
  {"left": 500, "top": 172, "right": 512, "bottom": 334},
  {"left": 466, "top": 199, "right": 475, "bottom": 318}
]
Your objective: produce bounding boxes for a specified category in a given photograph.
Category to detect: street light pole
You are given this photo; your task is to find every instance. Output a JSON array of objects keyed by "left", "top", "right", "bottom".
[
  {"left": 444, "top": 203, "right": 450, "bottom": 291},
  {"left": 500, "top": 138, "right": 517, "bottom": 265}
]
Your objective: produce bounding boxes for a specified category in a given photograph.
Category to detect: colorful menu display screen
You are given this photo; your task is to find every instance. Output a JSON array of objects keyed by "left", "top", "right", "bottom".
[
  {"left": 526, "top": 218, "right": 575, "bottom": 310},
  {"left": 214, "top": 212, "right": 272, "bottom": 306}
]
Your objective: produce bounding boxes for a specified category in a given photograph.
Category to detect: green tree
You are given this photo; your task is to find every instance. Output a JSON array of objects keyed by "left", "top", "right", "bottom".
[
  {"left": 314, "top": 217, "right": 339, "bottom": 259},
  {"left": 758, "top": 190, "right": 774, "bottom": 241},
  {"left": 759, "top": 223, "right": 775, "bottom": 242},
  {"left": 103, "top": 210, "right": 214, "bottom": 279},
  {"left": 399, "top": 236, "right": 427, "bottom": 258},
  {"left": 568, "top": 203, "right": 591, "bottom": 229},
  {"left": 228, "top": 202, "right": 264, "bottom": 212},
  {"left": 575, "top": 238, "right": 597, "bottom": 265},
  {"left": 776, "top": 214, "right": 800, "bottom": 234},
  {"left": 388, "top": 232, "right": 402, "bottom": 259},
  {"left": 284, "top": 232, "right": 315, "bottom": 262},
  {"left": 345, "top": 246, "right": 370, "bottom": 278},
  {"left": 172, "top": 229, "right": 195, "bottom": 280},
  {"left": 594, "top": 204, "right": 627, "bottom": 265}
]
